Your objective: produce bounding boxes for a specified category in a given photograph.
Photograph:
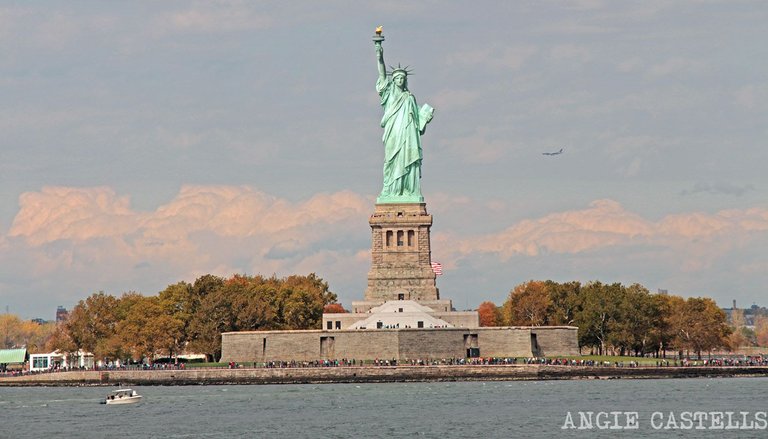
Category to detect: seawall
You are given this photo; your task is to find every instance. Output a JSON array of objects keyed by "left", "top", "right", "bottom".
[{"left": 2, "top": 365, "right": 768, "bottom": 386}]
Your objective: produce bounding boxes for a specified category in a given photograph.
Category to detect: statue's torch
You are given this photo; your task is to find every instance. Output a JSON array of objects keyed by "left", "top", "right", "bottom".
[{"left": 372, "top": 26, "right": 384, "bottom": 43}]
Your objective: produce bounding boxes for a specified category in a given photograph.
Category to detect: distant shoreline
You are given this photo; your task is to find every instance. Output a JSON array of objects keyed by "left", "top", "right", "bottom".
[{"left": 2, "top": 365, "right": 768, "bottom": 386}]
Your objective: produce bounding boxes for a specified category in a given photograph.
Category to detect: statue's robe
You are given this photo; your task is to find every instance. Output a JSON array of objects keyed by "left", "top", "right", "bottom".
[{"left": 377, "top": 76, "right": 424, "bottom": 200}]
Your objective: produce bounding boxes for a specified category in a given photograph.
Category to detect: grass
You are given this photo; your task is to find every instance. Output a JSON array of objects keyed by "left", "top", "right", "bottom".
[
  {"left": 183, "top": 362, "right": 254, "bottom": 368},
  {"left": 559, "top": 355, "right": 670, "bottom": 365}
]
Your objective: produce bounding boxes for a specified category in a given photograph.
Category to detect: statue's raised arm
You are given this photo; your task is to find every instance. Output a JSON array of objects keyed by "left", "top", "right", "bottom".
[
  {"left": 371, "top": 27, "right": 434, "bottom": 204},
  {"left": 373, "top": 27, "right": 387, "bottom": 94},
  {"left": 375, "top": 43, "right": 386, "bottom": 80}
]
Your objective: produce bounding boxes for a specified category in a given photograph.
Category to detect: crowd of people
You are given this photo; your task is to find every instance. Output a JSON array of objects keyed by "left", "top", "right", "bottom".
[
  {"left": 234, "top": 355, "right": 768, "bottom": 369},
  {"left": 4, "top": 355, "right": 767, "bottom": 376}
]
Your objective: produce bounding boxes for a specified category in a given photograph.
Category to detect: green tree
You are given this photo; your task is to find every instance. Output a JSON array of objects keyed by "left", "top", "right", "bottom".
[
  {"left": 186, "top": 275, "right": 227, "bottom": 361},
  {"left": 546, "top": 281, "right": 581, "bottom": 326},
  {"left": 230, "top": 275, "right": 277, "bottom": 331},
  {"left": 185, "top": 273, "right": 337, "bottom": 361},
  {"left": 648, "top": 293, "right": 679, "bottom": 358},
  {"left": 573, "top": 281, "right": 623, "bottom": 355},
  {"left": 282, "top": 273, "right": 336, "bottom": 327},
  {"left": 608, "top": 284, "right": 657, "bottom": 356},
  {"left": 187, "top": 287, "right": 235, "bottom": 362},
  {"left": 158, "top": 281, "right": 195, "bottom": 357}
]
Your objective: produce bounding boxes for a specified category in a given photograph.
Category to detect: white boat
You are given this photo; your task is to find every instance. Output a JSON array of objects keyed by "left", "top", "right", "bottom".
[{"left": 103, "top": 388, "right": 142, "bottom": 405}]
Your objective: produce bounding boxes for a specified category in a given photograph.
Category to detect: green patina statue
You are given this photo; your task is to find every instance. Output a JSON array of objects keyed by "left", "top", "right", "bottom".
[{"left": 373, "top": 27, "right": 434, "bottom": 204}]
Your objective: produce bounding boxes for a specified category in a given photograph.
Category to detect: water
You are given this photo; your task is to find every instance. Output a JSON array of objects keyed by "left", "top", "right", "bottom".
[{"left": 1, "top": 378, "right": 766, "bottom": 438}]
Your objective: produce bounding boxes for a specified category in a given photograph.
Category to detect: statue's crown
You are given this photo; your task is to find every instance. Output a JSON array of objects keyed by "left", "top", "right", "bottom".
[{"left": 388, "top": 63, "right": 413, "bottom": 77}]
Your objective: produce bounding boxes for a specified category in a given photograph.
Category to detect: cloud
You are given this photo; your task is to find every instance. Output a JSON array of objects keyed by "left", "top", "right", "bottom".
[
  {"left": 646, "top": 58, "right": 706, "bottom": 78},
  {"left": 432, "top": 89, "right": 482, "bottom": 111},
  {"left": 165, "top": 2, "right": 273, "bottom": 33},
  {"left": 441, "top": 126, "right": 515, "bottom": 164},
  {"left": 616, "top": 57, "right": 644, "bottom": 73},
  {"left": 680, "top": 182, "right": 756, "bottom": 197},
  {"left": 14, "top": 189, "right": 763, "bottom": 277},
  {"left": 461, "top": 199, "right": 652, "bottom": 258},
  {"left": 733, "top": 83, "right": 768, "bottom": 110},
  {"left": 2, "top": 185, "right": 378, "bottom": 314},
  {"left": 9, "top": 187, "right": 138, "bottom": 246},
  {"left": 562, "top": 0, "right": 605, "bottom": 10},
  {"left": 448, "top": 199, "right": 768, "bottom": 276},
  {"left": 8, "top": 185, "right": 370, "bottom": 275},
  {"left": 4, "top": 186, "right": 768, "bottom": 315},
  {"left": 446, "top": 45, "right": 538, "bottom": 72},
  {"left": 0, "top": 6, "right": 121, "bottom": 52},
  {"left": 548, "top": 44, "right": 593, "bottom": 63}
]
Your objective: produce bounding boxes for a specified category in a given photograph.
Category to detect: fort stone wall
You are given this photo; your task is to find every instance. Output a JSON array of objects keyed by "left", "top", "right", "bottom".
[
  {"left": 532, "top": 327, "right": 581, "bottom": 356},
  {"left": 474, "top": 328, "right": 534, "bottom": 358},
  {"left": 221, "top": 326, "right": 578, "bottom": 363},
  {"left": 397, "top": 329, "right": 466, "bottom": 359}
]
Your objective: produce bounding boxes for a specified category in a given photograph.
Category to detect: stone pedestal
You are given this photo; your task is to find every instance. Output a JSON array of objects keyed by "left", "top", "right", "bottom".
[{"left": 364, "top": 203, "right": 439, "bottom": 302}]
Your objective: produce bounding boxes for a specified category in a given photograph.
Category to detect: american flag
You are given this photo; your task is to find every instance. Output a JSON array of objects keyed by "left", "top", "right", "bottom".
[{"left": 430, "top": 261, "right": 443, "bottom": 275}]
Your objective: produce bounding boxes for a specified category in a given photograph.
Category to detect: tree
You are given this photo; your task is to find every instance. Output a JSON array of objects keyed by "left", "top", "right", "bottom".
[
  {"left": 477, "top": 301, "right": 501, "bottom": 327},
  {"left": 502, "top": 281, "right": 552, "bottom": 326},
  {"left": 0, "top": 314, "right": 19, "bottom": 349},
  {"left": 24, "top": 321, "right": 56, "bottom": 352},
  {"left": 607, "top": 284, "right": 657, "bottom": 356},
  {"left": 728, "top": 309, "right": 749, "bottom": 349},
  {"left": 185, "top": 273, "right": 336, "bottom": 361},
  {"left": 755, "top": 316, "right": 768, "bottom": 347},
  {"left": 0, "top": 314, "right": 56, "bottom": 351},
  {"left": 323, "top": 303, "right": 347, "bottom": 314},
  {"left": 232, "top": 278, "right": 277, "bottom": 331},
  {"left": 45, "top": 323, "right": 77, "bottom": 354},
  {"left": 187, "top": 286, "right": 237, "bottom": 362},
  {"left": 278, "top": 274, "right": 336, "bottom": 329},
  {"left": 158, "top": 281, "right": 196, "bottom": 357},
  {"left": 282, "top": 289, "right": 323, "bottom": 329},
  {"left": 65, "top": 292, "right": 122, "bottom": 359},
  {"left": 573, "top": 282, "right": 623, "bottom": 355},
  {"left": 649, "top": 294, "right": 681, "bottom": 358},
  {"left": 546, "top": 281, "right": 580, "bottom": 326},
  {"left": 118, "top": 296, "right": 183, "bottom": 363},
  {"left": 186, "top": 275, "right": 228, "bottom": 361},
  {"left": 673, "top": 297, "right": 731, "bottom": 359}
]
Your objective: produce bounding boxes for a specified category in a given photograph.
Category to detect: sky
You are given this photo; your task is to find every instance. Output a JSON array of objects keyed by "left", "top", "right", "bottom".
[{"left": 1, "top": 1, "right": 767, "bottom": 319}]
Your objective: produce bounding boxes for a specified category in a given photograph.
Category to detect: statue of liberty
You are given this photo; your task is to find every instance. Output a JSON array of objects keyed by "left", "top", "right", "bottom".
[{"left": 373, "top": 27, "right": 434, "bottom": 204}]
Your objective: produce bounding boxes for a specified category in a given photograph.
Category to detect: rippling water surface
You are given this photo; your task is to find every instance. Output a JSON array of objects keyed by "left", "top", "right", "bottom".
[{"left": 2, "top": 377, "right": 766, "bottom": 438}]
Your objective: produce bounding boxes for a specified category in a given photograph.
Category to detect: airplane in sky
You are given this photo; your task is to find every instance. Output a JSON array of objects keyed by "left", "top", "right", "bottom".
[{"left": 542, "top": 148, "right": 564, "bottom": 156}]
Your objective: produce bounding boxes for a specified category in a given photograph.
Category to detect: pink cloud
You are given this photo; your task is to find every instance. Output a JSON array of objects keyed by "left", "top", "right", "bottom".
[
  {"left": 7, "top": 185, "right": 370, "bottom": 275},
  {"left": 450, "top": 199, "right": 768, "bottom": 270},
  {"left": 9, "top": 186, "right": 138, "bottom": 245},
  {"left": 4, "top": 188, "right": 767, "bottom": 307}
]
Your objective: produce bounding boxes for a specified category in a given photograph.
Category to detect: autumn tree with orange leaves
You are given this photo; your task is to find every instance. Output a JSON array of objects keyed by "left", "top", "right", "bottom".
[
  {"left": 47, "top": 273, "right": 339, "bottom": 363},
  {"left": 755, "top": 316, "right": 768, "bottom": 347},
  {"left": 477, "top": 301, "right": 501, "bottom": 326},
  {"left": 324, "top": 303, "right": 347, "bottom": 313},
  {"left": 502, "top": 281, "right": 552, "bottom": 326}
]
